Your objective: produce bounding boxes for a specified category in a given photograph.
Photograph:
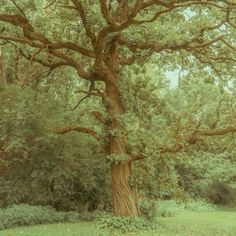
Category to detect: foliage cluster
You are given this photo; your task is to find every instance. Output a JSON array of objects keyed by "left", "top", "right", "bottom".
[
  {"left": 117, "top": 70, "right": 236, "bottom": 203},
  {"left": 155, "top": 199, "right": 217, "bottom": 217},
  {"left": 138, "top": 199, "right": 158, "bottom": 221},
  {"left": 0, "top": 204, "right": 110, "bottom": 230},
  {"left": 0, "top": 85, "right": 108, "bottom": 211},
  {"left": 204, "top": 182, "right": 236, "bottom": 206},
  {"left": 0, "top": 204, "right": 77, "bottom": 230},
  {"left": 99, "top": 216, "right": 157, "bottom": 233},
  {"left": 176, "top": 151, "right": 236, "bottom": 201}
]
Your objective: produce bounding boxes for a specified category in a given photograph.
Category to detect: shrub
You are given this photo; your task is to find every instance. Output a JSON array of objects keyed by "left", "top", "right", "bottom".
[
  {"left": 99, "top": 200, "right": 159, "bottom": 233},
  {"left": 138, "top": 199, "right": 157, "bottom": 221},
  {"left": 155, "top": 199, "right": 217, "bottom": 217},
  {"left": 156, "top": 200, "right": 185, "bottom": 217},
  {"left": 184, "top": 200, "right": 218, "bottom": 212},
  {"left": 63, "top": 211, "right": 81, "bottom": 223},
  {"left": 205, "top": 182, "right": 236, "bottom": 206},
  {"left": 79, "top": 210, "right": 110, "bottom": 221},
  {"left": 99, "top": 216, "right": 157, "bottom": 233},
  {"left": 0, "top": 204, "right": 81, "bottom": 230}
]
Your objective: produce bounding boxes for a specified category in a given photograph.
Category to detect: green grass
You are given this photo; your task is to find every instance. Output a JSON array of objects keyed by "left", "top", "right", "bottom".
[
  {"left": 0, "top": 211, "right": 236, "bottom": 236},
  {"left": 0, "top": 223, "right": 103, "bottom": 236},
  {"left": 157, "top": 211, "right": 236, "bottom": 236}
]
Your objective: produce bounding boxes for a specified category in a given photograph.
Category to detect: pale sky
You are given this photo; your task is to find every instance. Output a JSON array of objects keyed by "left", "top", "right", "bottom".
[{"left": 165, "top": 71, "right": 179, "bottom": 88}]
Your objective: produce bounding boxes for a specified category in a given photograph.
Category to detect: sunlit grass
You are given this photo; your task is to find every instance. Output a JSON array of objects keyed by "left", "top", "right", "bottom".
[
  {"left": 0, "top": 211, "right": 236, "bottom": 236},
  {"left": 0, "top": 222, "right": 106, "bottom": 236}
]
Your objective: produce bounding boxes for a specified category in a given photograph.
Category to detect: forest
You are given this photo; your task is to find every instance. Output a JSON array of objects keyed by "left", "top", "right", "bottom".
[{"left": 0, "top": 0, "right": 236, "bottom": 235}]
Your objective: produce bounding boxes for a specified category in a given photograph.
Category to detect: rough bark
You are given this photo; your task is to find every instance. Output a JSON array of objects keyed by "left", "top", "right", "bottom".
[
  {"left": 111, "top": 161, "right": 139, "bottom": 216},
  {"left": 105, "top": 80, "right": 139, "bottom": 216},
  {"left": 0, "top": 46, "right": 6, "bottom": 88}
]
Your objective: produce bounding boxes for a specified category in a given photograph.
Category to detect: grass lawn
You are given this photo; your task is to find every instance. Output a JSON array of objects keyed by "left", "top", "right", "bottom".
[{"left": 0, "top": 211, "right": 236, "bottom": 236}]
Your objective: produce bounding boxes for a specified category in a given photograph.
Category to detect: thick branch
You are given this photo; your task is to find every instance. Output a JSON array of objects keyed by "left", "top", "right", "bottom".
[
  {"left": 0, "top": 14, "right": 33, "bottom": 38},
  {"left": 129, "top": 155, "right": 145, "bottom": 162},
  {"left": 48, "top": 49, "right": 93, "bottom": 80},
  {"left": 141, "top": 0, "right": 233, "bottom": 11},
  {"left": 48, "top": 42, "right": 95, "bottom": 58},
  {"left": 20, "top": 49, "right": 70, "bottom": 70},
  {"left": 130, "top": 118, "right": 236, "bottom": 162},
  {"left": 17, "top": 45, "right": 93, "bottom": 80},
  {"left": 10, "top": 0, "right": 28, "bottom": 20},
  {"left": 0, "top": 12, "right": 97, "bottom": 80},
  {"left": 55, "top": 126, "right": 100, "bottom": 140},
  {"left": 117, "top": 34, "right": 224, "bottom": 58},
  {"left": 160, "top": 125, "right": 236, "bottom": 154},
  {"left": 198, "top": 126, "right": 236, "bottom": 136},
  {"left": 91, "top": 111, "right": 106, "bottom": 124},
  {"left": 0, "top": 13, "right": 95, "bottom": 58},
  {"left": 226, "top": 2, "right": 236, "bottom": 29},
  {"left": 71, "top": 0, "right": 97, "bottom": 46},
  {"left": 99, "top": 0, "right": 116, "bottom": 25}
]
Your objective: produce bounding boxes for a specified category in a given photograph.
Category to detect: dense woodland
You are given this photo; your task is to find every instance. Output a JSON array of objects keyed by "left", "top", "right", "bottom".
[{"left": 0, "top": 0, "right": 236, "bottom": 224}]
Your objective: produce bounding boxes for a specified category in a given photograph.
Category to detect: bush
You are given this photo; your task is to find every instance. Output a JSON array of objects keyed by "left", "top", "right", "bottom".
[
  {"left": 0, "top": 204, "right": 81, "bottom": 230},
  {"left": 184, "top": 200, "right": 218, "bottom": 212},
  {"left": 99, "top": 201, "right": 158, "bottom": 233},
  {"left": 155, "top": 199, "right": 217, "bottom": 217},
  {"left": 99, "top": 216, "right": 157, "bottom": 233},
  {"left": 205, "top": 182, "right": 236, "bottom": 206},
  {"left": 138, "top": 199, "right": 157, "bottom": 221},
  {"left": 156, "top": 200, "right": 184, "bottom": 217},
  {"left": 79, "top": 210, "right": 110, "bottom": 221},
  {"left": 63, "top": 211, "right": 81, "bottom": 223}
]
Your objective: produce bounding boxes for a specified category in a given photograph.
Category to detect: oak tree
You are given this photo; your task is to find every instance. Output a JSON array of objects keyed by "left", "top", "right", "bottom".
[{"left": 1, "top": 0, "right": 236, "bottom": 216}]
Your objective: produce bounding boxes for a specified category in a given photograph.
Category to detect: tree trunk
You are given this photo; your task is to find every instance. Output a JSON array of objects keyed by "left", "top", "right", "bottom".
[
  {"left": 105, "top": 80, "right": 139, "bottom": 217},
  {"left": 0, "top": 46, "right": 6, "bottom": 89},
  {"left": 111, "top": 161, "right": 139, "bottom": 216}
]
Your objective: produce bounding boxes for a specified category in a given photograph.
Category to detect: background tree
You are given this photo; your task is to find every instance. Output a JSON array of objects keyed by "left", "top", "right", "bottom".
[{"left": 0, "top": 0, "right": 236, "bottom": 216}]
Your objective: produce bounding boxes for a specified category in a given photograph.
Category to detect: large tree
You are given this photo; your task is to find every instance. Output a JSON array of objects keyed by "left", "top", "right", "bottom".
[{"left": 1, "top": 0, "right": 236, "bottom": 216}]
